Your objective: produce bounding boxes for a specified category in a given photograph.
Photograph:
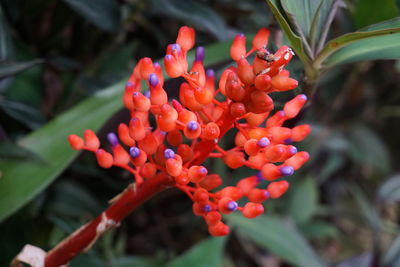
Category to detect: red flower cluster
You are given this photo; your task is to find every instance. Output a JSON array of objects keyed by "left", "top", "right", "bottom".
[{"left": 68, "top": 27, "right": 311, "bottom": 236}]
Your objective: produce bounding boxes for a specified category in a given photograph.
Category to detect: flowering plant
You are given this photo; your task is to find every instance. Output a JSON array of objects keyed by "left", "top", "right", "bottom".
[{"left": 34, "top": 26, "right": 312, "bottom": 266}]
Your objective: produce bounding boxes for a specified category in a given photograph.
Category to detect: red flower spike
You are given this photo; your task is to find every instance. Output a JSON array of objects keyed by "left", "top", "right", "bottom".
[
  {"left": 237, "top": 58, "right": 255, "bottom": 85},
  {"left": 291, "top": 124, "right": 311, "bottom": 142},
  {"left": 193, "top": 188, "right": 209, "bottom": 204},
  {"left": 205, "top": 211, "right": 222, "bottom": 226},
  {"left": 95, "top": 149, "right": 113, "bottom": 168},
  {"left": 112, "top": 144, "right": 130, "bottom": 165},
  {"left": 267, "top": 180, "right": 289, "bottom": 199},
  {"left": 284, "top": 151, "right": 310, "bottom": 170},
  {"left": 83, "top": 130, "right": 100, "bottom": 150},
  {"left": 254, "top": 73, "right": 272, "bottom": 91},
  {"left": 176, "top": 26, "right": 195, "bottom": 52},
  {"left": 132, "top": 92, "right": 151, "bottom": 112},
  {"left": 139, "top": 162, "right": 157, "bottom": 179},
  {"left": 248, "top": 188, "right": 270, "bottom": 203},
  {"left": 118, "top": 123, "right": 135, "bottom": 147},
  {"left": 63, "top": 27, "right": 312, "bottom": 252},
  {"left": 230, "top": 34, "right": 246, "bottom": 61},
  {"left": 242, "top": 202, "right": 264, "bottom": 218},
  {"left": 216, "top": 186, "right": 243, "bottom": 201},
  {"left": 284, "top": 94, "right": 307, "bottom": 118},
  {"left": 68, "top": 134, "right": 84, "bottom": 150},
  {"left": 129, "top": 118, "right": 146, "bottom": 141},
  {"left": 223, "top": 151, "right": 245, "bottom": 169},
  {"left": 188, "top": 165, "right": 208, "bottom": 183},
  {"left": 252, "top": 28, "right": 270, "bottom": 50},
  {"left": 237, "top": 176, "right": 259, "bottom": 195},
  {"left": 199, "top": 174, "right": 222, "bottom": 190}
]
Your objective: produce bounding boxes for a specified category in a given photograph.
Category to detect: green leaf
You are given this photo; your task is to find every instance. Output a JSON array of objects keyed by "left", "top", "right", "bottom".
[
  {"left": 228, "top": 214, "right": 325, "bottom": 267},
  {"left": 315, "top": 18, "right": 400, "bottom": 67},
  {"left": 353, "top": 0, "right": 398, "bottom": 29},
  {"left": 350, "top": 185, "right": 382, "bottom": 231},
  {"left": 384, "top": 235, "right": 400, "bottom": 267},
  {"left": 0, "top": 39, "right": 233, "bottom": 222},
  {"left": 112, "top": 256, "right": 163, "bottom": 267},
  {"left": 300, "top": 220, "right": 338, "bottom": 239},
  {"left": 0, "top": 60, "right": 43, "bottom": 79},
  {"left": 0, "top": 99, "right": 46, "bottom": 129},
  {"left": 265, "top": 0, "right": 314, "bottom": 77},
  {"left": 165, "top": 237, "right": 226, "bottom": 267},
  {"left": 62, "top": 0, "right": 121, "bottom": 32},
  {"left": 377, "top": 175, "right": 400, "bottom": 203},
  {"left": 0, "top": 5, "right": 13, "bottom": 60},
  {"left": 150, "top": 0, "right": 228, "bottom": 40},
  {"left": 0, "top": 141, "right": 42, "bottom": 160},
  {"left": 287, "top": 176, "right": 318, "bottom": 224},
  {"left": 348, "top": 124, "right": 391, "bottom": 174}
]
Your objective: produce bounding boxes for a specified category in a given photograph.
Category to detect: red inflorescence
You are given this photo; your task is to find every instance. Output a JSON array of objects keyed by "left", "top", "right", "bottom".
[{"left": 68, "top": 26, "right": 311, "bottom": 237}]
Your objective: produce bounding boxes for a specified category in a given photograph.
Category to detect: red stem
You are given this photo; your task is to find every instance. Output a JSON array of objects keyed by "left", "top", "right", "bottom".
[{"left": 44, "top": 173, "right": 174, "bottom": 267}]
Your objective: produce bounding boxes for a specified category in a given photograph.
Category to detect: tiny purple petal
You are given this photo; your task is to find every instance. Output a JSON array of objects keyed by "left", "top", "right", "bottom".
[
  {"left": 264, "top": 191, "right": 271, "bottom": 199},
  {"left": 199, "top": 166, "right": 208, "bottom": 175},
  {"left": 257, "top": 137, "right": 270, "bottom": 148},
  {"left": 206, "top": 69, "right": 214, "bottom": 77},
  {"left": 129, "top": 147, "right": 140, "bottom": 158},
  {"left": 153, "top": 62, "right": 160, "bottom": 68},
  {"left": 227, "top": 201, "right": 238, "bottom": 211},
  {"left": 256, "top": 172, "right": 264, "bottom": 182},
  {"left": 148, "top": 73, "right": 159, "bottom": 87},
  {"left": 165, "top": 54, "right": 173, "bottom": 61},
  {"left": 203, "top": 204, "right": 212, "bottom": 213},
  {"left": 107, "top": 132, "right": 119, "bottom": 147},
  {"left": 279, "top": 166, "right": 294, "bottom": 176},
  {"left": 126, "top": 81, "right": 134, "bottom": 89},
  {"left": 278, "top": 110, "right": 285, "bottom": 117},
  {"left": 171, "top": 43, "right": 181, "bottom": 52},
  {"left": 144, "top": 90, "right": 151, "bottom": 98},
  {"left": 284, "top": 138, "right": 293, "bottom": 145},
  {"left": 164, "top": 148, "right": 175, "bottom": 159},
  {"left": 299, "top": 94, "right": 307, "bottom": 101},
  {"left": 187, "top": 120, "right": 198, "bottom": 131},
  {"left": 288, "top": 146, "right": 297, "bottom": 155},
  {"left": 195, "top": 46, "right": 205, "bottom": 62}
]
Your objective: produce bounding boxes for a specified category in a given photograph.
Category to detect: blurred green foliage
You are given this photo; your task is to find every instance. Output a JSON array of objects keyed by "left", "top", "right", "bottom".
[{"left": 1, "top": 0, "right": 400, "bottom": 266}]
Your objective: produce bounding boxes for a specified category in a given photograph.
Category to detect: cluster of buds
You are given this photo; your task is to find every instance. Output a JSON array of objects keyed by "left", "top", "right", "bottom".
[{"left": 68, "top": 27, "right": 311, "bottom": 236}]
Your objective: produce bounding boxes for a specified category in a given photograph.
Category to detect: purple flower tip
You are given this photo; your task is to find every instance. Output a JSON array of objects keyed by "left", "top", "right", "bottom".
[
  {"left": 284, "top": 138, "right": 292, "bottom": 145},
  {"left": 144, "top": 90, "right": 151, "bottom": 98},
  {"left": 257, "top": 137, "right": 270, "bottom": 148},
  {"left": 206, "top": 69, "right": 215, "bottom": 77},
  {"left": 165, "top": 54, "right": 173, "bottom": 61},
  {"left": 148, "top": 73, "right": 159, "bottom": 87},
  {"left": 278, "top": 110, "right": 285, "bottom": 117},
  {"left": 199, "top": 166, "right": 208, "bottom": 175},
  {"left": 279, "top": 166, "right": 294, "bottom": 176},
  {"left": 107, "top": 132, "right": 119, "bottom": 147},
  {"left": 187, "top": 120, "right": 198, "bottom": 131},
  {"left": 299, "top": 94, "right": 307, "bottom": 101},
  {"left": 203, "top": 204, "right": 212, "bottom": 213},
  {"left": 153, "top": 62, "right": 160, "bottom": 68},
  {"left": 238, "top": 33, "right": 245, "bottom": 38},
  {"left": 129, "top": 147, "right": 140, "bottom": 158},
  {"left": 256, "top": 172, "right": 264, "bottom": 182},
  {"left": 126, "top": 81, "right": 134, "bottom": 88},
  {"left": 289, "top": 146, "right": 297, "bottom": 155},
  {"left": 227, "top": 201, "right": 238, "bottom": 211},
  {"left": 195, "top": 46, "right": 205, "bottom": 62},
  {"left": 171, "top": 43, "right": 181, "bottom": 52},
  {"left": 264, "top": 190, "right": 271, "bottom": 199},
  {"left": 164, "top": 148, "right": 175, "bottom": 159}
]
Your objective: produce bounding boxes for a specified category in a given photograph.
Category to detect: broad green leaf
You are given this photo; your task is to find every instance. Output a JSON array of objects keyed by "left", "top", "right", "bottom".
[
  {"left": 288, "top": 176, "right": 318, "bottom": 224},
  {"left": 0, "top": 60, "right": 43, "bottom": 79},
  {"left": 309, "top": 0, "right": 334, "bottom": 49},
  {"left": 350, "top": 185, "right": 382, "bottom": 231},
  {"left": 228, "top": 214, "right": 325, "bottom": 267},
  {"left": 0, "top": 39, "right": 233, "bottom": 222},
  {"left": 315, "top": 18, "right": 400, "bottom": 68},
  {"left": 353, "top": 0, "right": 398, "bottom": 29},
  {"left": 165, "top": 237, "right": 226, "bottom": 267},
  {"left": 265, "top": 0, "right": 314, "bottom": 77},
  {"left": 377, "top": 175, "right": 400, "bottom": 203},
  {"left": 348, "top": 124, "right": 390, "bottom": 174},
  {"left": 384, "top": 235, "right": 400, "bottom": 267},
  {"left": 0, "top": 99, "right": 46, "bottom": 129},
  {"left": 300, "top": 220, "right": 338, "bottom": 239},
  {"left": 0, "top": 82, "right": 124, "bottom": 222},
  {"left": 62, "top": 0, "right": 121, "bottom": 32},
  {"left": 0, "top": 5, "right": 13, "bottom": 60},
  {"left": 0, "top": 141, "right": 42, "bottom": 160},
  {"left": 150, "top": 0, "right": 228, "bottom": 40}
]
